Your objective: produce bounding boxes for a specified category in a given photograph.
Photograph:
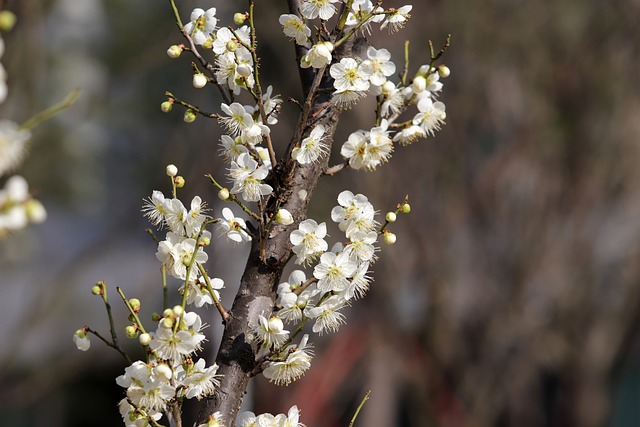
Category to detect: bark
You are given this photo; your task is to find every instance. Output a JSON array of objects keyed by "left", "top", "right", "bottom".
[{"left": 197, "top": 14, "right": 360, "bottom": 425}]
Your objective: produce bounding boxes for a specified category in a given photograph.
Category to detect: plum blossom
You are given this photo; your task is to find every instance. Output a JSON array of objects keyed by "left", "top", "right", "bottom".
[
  {"left": 290, "top": 219, "right": 328, "bottom": 265},
  {"left": 292, "top": 124, "right": 328, "bottom": 164},
  {"left": 183, "top": 8, "right": 217, "bottom": 46},
  {"left": 279, "top": 14, "right": 311, "bottom": 45}
]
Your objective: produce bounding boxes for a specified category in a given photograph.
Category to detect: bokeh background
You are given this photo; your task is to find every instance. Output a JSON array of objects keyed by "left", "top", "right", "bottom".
[{"left": 2, "top": 0, "right": 640, "bottom": 426}]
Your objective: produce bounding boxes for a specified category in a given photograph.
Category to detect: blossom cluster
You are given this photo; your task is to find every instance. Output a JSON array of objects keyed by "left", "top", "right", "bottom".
[
  {"left": 252, "top": 190, "right": 383, "bottom": 387},
  {"left": 0, "top": 15, "right": 47, "bottom": 238}
]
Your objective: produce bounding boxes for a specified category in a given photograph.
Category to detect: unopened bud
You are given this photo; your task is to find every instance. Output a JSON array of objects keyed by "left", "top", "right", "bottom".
[
  {"left": 199, "top": 236, "right": 211, "bottom": 246},
  {"left": 174, "top": 176, "right": 185, "bottom": 188},
  {"left": 139, "top": 333, "right": 151, "bottom": 346},
  {"left": 202, "top": 38, "right": 214, "bottom": 50},
  {"left": 322, "top": 41, "right": 334, "bottom": 52},
  {"left": 166, "top": 164, "right": 178, "bottom": 177},
  {"left": 125, "top": 325, "right": 139, "bottom": 338},
  {"left": 91, "top": 284, "right": 103, "bottom": 295},
  {"left": 167, "top": 44, "right": 183, "bottom": 59},
  {"left": 173, "top": 305, "right": 184, "bottom": 317},
  {"left": 0, "top": 11, "right": 16, "bottom": 32},
  {"left": 226, "top": 39, "right": 238, "bottom": 52},
  {"left": 275, "top": 209, "right": 294, "bottom": 225},
  {"left": 381, "top": 81, "right": 395, "bottom": 94},
  {"left": 193, "top": 73, "right": 207, "bottom": 88},
  {"left": 400, "top": 203, "right": 411, "bottom": 214},
  {"left": 161, "top": 317, "right": 174, "bottom": 329},
  {"left": 234, "top": 12, "right": 246, "bottom": 25},
  {"left": 385, "top": 212, "right": 397, "bottom": 222},
  {"left": 161, "top": 100, "right": 173, "bottom": 113},
  {"left": 268, "top": 316, "right": 284, "bottom": 333},
  {"left": 218, "top": 188, "right": 230, "bottom": 200},
  {"left": 156, "top": 363, "right": 173, "bottom": 380},
  {"left": 129, "top": 298, "right": 141, "bottom": 312},
  {"left": 163, "top": 308, "right": 174, "bottom": 318},
  {"left": 236, "top": 63, "right": 252, "bottom": 78},
  {"left": 437, "top": 65, "right": 450, "bottom": 78},
  {"left": 151, "top": 312, "right": 162, "bottom": 322},
  {"left": 384, "top": 231, "right": 397, "bottom": 245},
  {"left": 184, "top": 109, "right": 197, "bottom": 123},
  {"left": 411, "top": 76, "right": 426, "bottom": 93},
  {"left": 25, "top": 199, "right": 46, "bottom": 223}
]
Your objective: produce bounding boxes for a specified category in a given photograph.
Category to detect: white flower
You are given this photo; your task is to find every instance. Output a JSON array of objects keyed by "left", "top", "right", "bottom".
[
  {"left": 212, "top": 26, "right": 251, "bottom": 56},
  {"left": 340, "top": 130, "right": 369, "bottom": 170},
  {"left": 229, "top": 153, "right": 273, "bottom": 202},
  {"left": 0, "top": 120, "right": 31, "bottom": 175},
  {"left": 118, "top": 398, "right": 162, "bottom": 427},
  {"left": 183, "top": 8, "right": 217, "bottom": 46},
  {"left": 365, "top": 120, "right": 394, "bottom": 169},
  {"left": 179, "top": 358, "right": 220, "bottom": 399},
  {"left": 262, "top": 335, "right": 313, "bottom": 386},
  {"left": 393, "top": 125, "right": 425, "bottom": 145},
  {"left": 290, "top": 219, "right": 328, "bottom": 265},
  {"left": 412, "top": 97, "right": 446, "bottom": 137},
  {"left": 305, "top": 295, "right": 348, "bottom": 335},
  {"left": 116, "top": 361, "right": 175, "bottom": 413},
  {"left": 344, "top": 230, "right": 378, "bottom": 263},
  {"left": 340, "top": 261, "right": 372, "bottom": 300},
  {"left": 73, "top": 329, "right": 90, "bottom": 351},
  {"left": 292, "top": 124, "right": 328, "bottom": 164},
  {"left": 330, "top": 57, "right": 370, "bottom": 92},
  {"left": 331, "top": 190, "right": 378, "bottom": 238},
  {"left": 275, "top": 208, "right": 294, "bottom": 225},
  {"left": 380, "top": 5, "right": 412, "bottom": 33},
  {"left": 255, "top": 315, "right": 289, "bottom": 350},
  {"left": 220, "top": 102, "right": 254, "bottom": 136},
  {"left": 360, "top": 47, "right": 396, "bottom": 86},
  {"left": 184, "top": 195, "right": 207, "bottom": 237},
  {"left": 313, "top": 250, "right": 357, "bottom": 293},
  {"left": 182, "top": 276, "right": 224, "bottom": 307},
  {"left": 155, "top": 232, "right": 209, "bottom": 281},
  {"left": 219, "top": 135, "right": 248, "bottom": 162},
  {"left": 218, "top": 207, "right": 251, "bottom": 243},
  {"left": 300, "top": 42, "right": 333, "bottom": 69},
  {"left": 380, "top": 82, "right": 405, "bottom": 117},
  {"left": 300, "top": 0, "right": 341, "bottom": 20},
  {"left": 279, "top": 14, "right": 311, "bottom": 45}
]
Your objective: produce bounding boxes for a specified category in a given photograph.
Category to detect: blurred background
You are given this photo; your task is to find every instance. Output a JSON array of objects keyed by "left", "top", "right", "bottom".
[{"left": 2, "top": 0, "right": 640, "bottom": 426}]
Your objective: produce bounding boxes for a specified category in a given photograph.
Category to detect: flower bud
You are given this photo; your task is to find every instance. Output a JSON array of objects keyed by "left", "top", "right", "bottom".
[
  {"left": 166, "top": 44, "right": 183, "bottom": 59},
  {"left": 174, "top": 176, "right": 185, "bottom": 188},
  {"left": 0, "top": 11, "right": 17, "bottom": 32},
  {"left": 234, "top": 12, "right": 246, "bottom": 25},
  {"left": 173, "top": 305, "right": 184, "bottom": 317},
  {"left": 322, "top": 41, "right": 334, "bottom": 52},
  {"left": 275, "top": 209, "right": 294, "bottom": 225},
  {"left": 384, "top": 231, "right": 397, "bottom": 245},
  {"left": 25, "top": 199, "right": 46, "bottom": 223},
  {"left": 75, "top": 328, "right": 87, "bottom": 339},
  {"left": 184, "top": 109, "right": 197, "bottom": 123},
  {"left": 139, "top": 332, "right": 151, "bottom": 346},
  {"left": 199, "top": 236, "right": 211, "bottom": 246},
  {"left": 129, "top": 298, "right": 141, "bottom": 312},
  {"left": 91, "top": 284, "right": 103, "bottom": 295},
  {"left": 125, "top": 325, "right": 139, "bottom": 338},
  {"left": 437, "top": 64, "right": 451, "bottom": 78},
  {"left": 236, "top": 63, "right": 252, "bottom": 78},
  {"left": 381, "top": 81, "right": 395, "bottom": 94},
  {"left": 400, "top": 203, "right": 411, "bottom": 214},
  {"left": 156, "top": 363, "right": 173, "bottom": 380},
  {"left": 161, "top": 317, "right": 174, "bottom": 329},
  {"left": 385, "top": 212, "right": 397, "bottom": 223},
  {"left": 193, "top": 73, "right": 207, "bottom": 88},
  {"left": 151, "top": 312, "right": 162, "bottom": 322},
  {"left": 161, "top": 100, "right": 173, "bottom": 113},
  {"left": 226, "top": 39, "right": 238, "bottom": 52},
  {"left": 411, "top": 76, "right": 426, "bottom": 93},
  {"left": 166, "top": 164, "right": 178, "bottom": 177},
  {"left": 202, "top": 38, "right": 214, "bottom": 50},
  {"left": 218, "top": 188, "right": 230, "bottom": 201},
  {"left": 163, "top": 308, "right": 174, "bottom": 318},
  {"left": 268, "top": 316, "right": 284, "bottom": 333}
]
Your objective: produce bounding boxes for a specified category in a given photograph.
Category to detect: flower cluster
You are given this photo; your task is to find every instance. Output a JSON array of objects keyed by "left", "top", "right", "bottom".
[
  {"left": 237, "top": 405, "right": 304, "bottom": 427},
  {"left": 0, "top": 16, "right": 47, "bottom": 238},
  {"left": 252, "top": 190, "right": 383, "bottom": 386}
]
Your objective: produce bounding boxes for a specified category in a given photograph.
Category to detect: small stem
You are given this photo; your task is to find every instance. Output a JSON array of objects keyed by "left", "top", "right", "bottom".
[
  {"left": 323, "top": 160, "right": 349, "bottom": 176},
  {"left": 20, "top": 89, "right": 81, "bottom": 131},
  {"left": 348, "top": 390, "right": 372, "bottom": 427},
  {"left": 117, "top": 287, "right": 149, "bottom": 335},
  {"left": 401, "top": 40, "right": 410, "bottom": 86},
  {"left": 206, "top": 174, "right": 261, "bottom": 221},
  {"left": 162, "top": 265, "right": 168, "bottom": 310},
  {"left": 197, "top": 264, "right": 230, "bottom": 322},
  {"left": 86, "top": 327, "right": 132, "bottom": 363},
  {"left": 165, "top": 92, "right": 221, "bottom": 119}
]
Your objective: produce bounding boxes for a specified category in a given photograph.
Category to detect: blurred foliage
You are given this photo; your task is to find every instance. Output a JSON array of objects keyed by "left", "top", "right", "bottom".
[{"left": 1, "top": 0, "right": 640, "bottom": 426}]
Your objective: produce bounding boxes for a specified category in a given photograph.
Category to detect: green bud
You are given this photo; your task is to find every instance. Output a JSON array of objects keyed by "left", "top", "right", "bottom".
[
  {"left": 161, "top": 100, "right": 173, "bottom": 113},
  {"left": 385, "top": 212, "right": 397, "bottom": 222},
  {"left": 437, "top": 65, "right": 451, "bottom": 78},
  {"left": 183, "top": 109, "right": 197, "bottom": 123},
  {"left": 125, "top": 325, "right": 139, "bottom": 339},
  {"left": 202, "top": 38, "right": 214, "bottom": 50},
  {"left": 174, "top": 176, "right": 185, "bottom": 188},
  {"left": 400, "top": 203, "right": 411, "bottom": 214},
  {"left": 162, "top": 308, "right": 174, "bottom": 318},
  {"left": 75, "top": 328, "right": 87, "bottom": 338},
  {"left": 129, "top": 298, "right": 141, "bottom": 311},
  {"left": 0, "top": 11, "right": 16, "bottom": 32},
  {"left": 226, "top": 39, "right": 238, "bottom": 52},
  {"left": 91, "top": 285, "right": 102, "bottom": 295},
  {"left": 166, "top": 44, "right": 182, "bottom": 59},
  {"left": 234, "top": 12, "right": 246, "bottom": 25},
  {"left": 199, "top": 236, "right": 211, "bottom": 246},
  {"left": 161, "top": 317, "right": 174, "bottom": 329}
]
